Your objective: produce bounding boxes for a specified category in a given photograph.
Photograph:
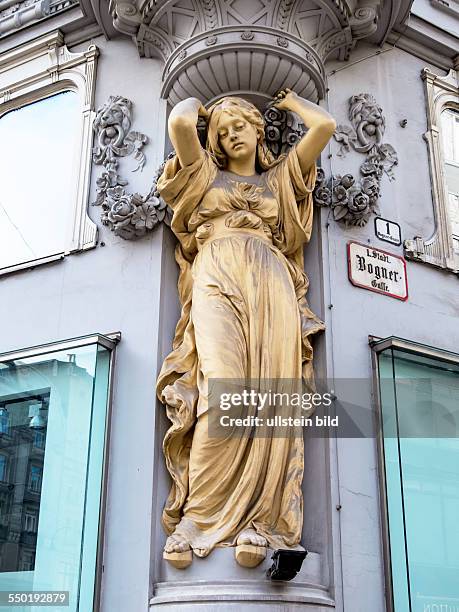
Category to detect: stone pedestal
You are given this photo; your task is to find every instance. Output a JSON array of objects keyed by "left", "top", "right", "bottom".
[{"left": 150, "top": 548, "right": 334, "bottom": 610}]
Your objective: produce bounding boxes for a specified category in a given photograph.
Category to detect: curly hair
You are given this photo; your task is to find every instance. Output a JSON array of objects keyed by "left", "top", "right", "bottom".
[{"left": 206, "top": 97, "right": 280, "bottom": 172}]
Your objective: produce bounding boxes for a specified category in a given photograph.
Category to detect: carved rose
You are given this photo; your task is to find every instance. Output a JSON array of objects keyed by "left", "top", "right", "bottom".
[
  {"left": 107, "top": 196, "right": 136, "bottom": 228},
  {"left": 314, "top": 186, "right": 332, "bottom": 207},
  {"left": 347, "top": 187, "right": 370, "bottom": 215},
  {"left": 106, "top": 185, "right": 126, "bottom": 201},
  {"left": 131, "top": 199, "right": 162, "bottom": 231},
  {"left": 340, "top": 174, "right": 355, "bottom": 189},
  {"left": 266, "top": 126, "right": 281, "bottom": 142},
  {"left": 285, "top": 131, "right": 300, "bottom": 147},
  {"left": 264, "top": 107, "right": 284, "bottom": 125}
]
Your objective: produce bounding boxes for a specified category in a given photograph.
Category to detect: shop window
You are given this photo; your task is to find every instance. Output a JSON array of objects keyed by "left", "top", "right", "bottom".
[
  {"left": 0, "top": 333, "right": 118, "bottom": 611},
  {"left": 404, "top": 69, "right": 459, "bottom": 273},
  {"left": 0, "top": 32, "right": 99, "bottom": 276},
  {"left": 371, "top": 337, "right": 459, "bottom": 612}
]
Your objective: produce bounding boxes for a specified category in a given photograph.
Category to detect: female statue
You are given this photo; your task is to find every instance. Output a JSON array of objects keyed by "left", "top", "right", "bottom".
[{"left": 156, "top": 90, "right": 335, "bottom": 569}]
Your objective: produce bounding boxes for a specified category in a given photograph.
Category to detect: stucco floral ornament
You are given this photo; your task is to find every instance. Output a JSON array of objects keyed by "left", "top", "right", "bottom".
[
  {"left": 92, "top": 95, "right": 172, "bottom": 239},
  {"left": 312, "top": 92, "right": 398, "bottom": 227},
  {"left": 263, "top": 104, "right": 305, "bottom": 157}
]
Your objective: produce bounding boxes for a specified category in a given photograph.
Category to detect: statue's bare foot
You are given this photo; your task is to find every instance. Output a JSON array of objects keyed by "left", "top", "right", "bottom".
[
  {"left": 236, "top": 528, "right": 267, "bottom": 548},
  {"left": 163, "top": 534, "right": 192, "bottom": 569},
  {"left": 193, "top": 543, "right": 211, "bottom": 558},
  {"left": 164, "top": 533, "right": 190, "bottom": 553},
  {"left": 235, "top": 529, "right": 267, "bottom": 568}
]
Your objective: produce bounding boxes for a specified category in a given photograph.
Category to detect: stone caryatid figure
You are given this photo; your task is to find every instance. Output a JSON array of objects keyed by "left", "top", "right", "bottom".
[{"left": 156, "top": 90, "right": 335, "bottom": 569}]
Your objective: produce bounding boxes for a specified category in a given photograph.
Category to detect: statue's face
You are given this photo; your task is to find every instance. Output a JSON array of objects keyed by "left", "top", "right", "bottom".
[{"left": 216, "top": 112, "right": 258, "bottom": 162}]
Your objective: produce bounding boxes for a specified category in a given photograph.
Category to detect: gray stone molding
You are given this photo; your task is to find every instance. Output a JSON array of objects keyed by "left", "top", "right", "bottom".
[
  {"left": 0, "top": 0, "right": 78, "bottom": 37},
  {"left": 105, "top": 0, "right": 410, "bottom": 106},
  {"left": 403, "top": 68, "right": 459, "bottom": 273},
  {"left": 92, "top": 95, "right": 171, "bottom": 240},
  {"left": 162, "top": 25, "right": 326, "bottom": 107},
  {"left": 312, "top": 93, "right": 398, "bottom": 227}
]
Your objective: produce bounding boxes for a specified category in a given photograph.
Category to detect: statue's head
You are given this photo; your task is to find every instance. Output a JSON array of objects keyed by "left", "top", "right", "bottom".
[{"left": 206, "top": 97, "right": 276, "bottom": 171}]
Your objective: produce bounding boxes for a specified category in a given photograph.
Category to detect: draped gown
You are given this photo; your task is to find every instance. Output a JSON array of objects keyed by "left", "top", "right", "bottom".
[{"left": 156, "top": 147, "right": 324, "bottom": 554}]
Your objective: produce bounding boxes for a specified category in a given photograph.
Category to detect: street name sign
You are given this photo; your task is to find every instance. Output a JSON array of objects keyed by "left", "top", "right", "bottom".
[{"left": 347, "top": 241, "right": 408, "bottom": 301}]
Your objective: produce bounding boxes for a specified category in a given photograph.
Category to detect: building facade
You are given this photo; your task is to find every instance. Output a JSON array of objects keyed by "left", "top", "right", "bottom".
[{"left": 0, "top": 0, "right": 458, "bottom": 610}]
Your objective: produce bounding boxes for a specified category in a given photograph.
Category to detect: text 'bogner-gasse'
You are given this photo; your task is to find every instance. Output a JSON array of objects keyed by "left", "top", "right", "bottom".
[{"left": 348, "top": 241, "right": 408, "bottom": 301}]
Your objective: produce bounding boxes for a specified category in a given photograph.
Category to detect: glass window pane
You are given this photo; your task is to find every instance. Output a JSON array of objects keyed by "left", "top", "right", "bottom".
[
  {"left": 0, "top": 341, "right": 112, "bottom": 611},
  {"left": 0, "top": 91, "right": 79, "bottom": 271},
  {"left": 441, "top": 108, "right": 459, "bottom": 250},
  {"left": 378, "top": 346, "right": 459, "bottom": 612}
]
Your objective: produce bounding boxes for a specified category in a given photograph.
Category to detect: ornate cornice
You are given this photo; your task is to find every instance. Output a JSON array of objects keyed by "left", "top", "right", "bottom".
[
  {"left": 0, "top": 0, "right": 79, "bottom": 37},
  {"left": 107, "top": 0, "right": 404, "bottom": 104}
]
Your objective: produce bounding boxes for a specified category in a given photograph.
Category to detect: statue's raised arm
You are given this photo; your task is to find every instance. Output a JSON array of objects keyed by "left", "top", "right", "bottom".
[
  {"left": 168, "top": 97, "right": 208, "bottom": 167},
  {"left": 273, "top": 89, "right": 336, "bottom": 176}
]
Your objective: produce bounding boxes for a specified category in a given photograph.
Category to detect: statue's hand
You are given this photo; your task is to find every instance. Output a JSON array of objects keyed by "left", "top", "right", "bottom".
[
  {"left": 198, "top": 104, "right": 209, "bottom": 119},
  {"left": 272, "top": 88, "right": 300, "bottom": 112}
]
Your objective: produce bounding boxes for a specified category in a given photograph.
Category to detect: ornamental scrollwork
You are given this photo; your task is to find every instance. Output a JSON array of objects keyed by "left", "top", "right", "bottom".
[
  {"left": 92, "top": 95, "right": 171, "bottom": 240},
  {"left": 313, "top": 93, "right": 398, "bottom": 227}
]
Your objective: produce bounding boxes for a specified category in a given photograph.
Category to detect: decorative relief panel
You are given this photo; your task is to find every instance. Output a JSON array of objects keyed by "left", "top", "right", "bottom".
[
  {"left": 312, "top": 93, "right": 398, "bottom": 226},
  {"left": 92, "top": 95, "right": 171, "bottom": 239}
]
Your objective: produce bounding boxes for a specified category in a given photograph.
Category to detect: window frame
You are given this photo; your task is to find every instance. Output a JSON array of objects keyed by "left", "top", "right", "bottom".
[
  {"left": 370, "top": 335, "right": 459, "bottom": 612},
  {"left": 0, "top": 332, "right": 119, "bottom": 611},
  {"left": 0, "top": 31, "right": 99, "bottom": 276},
  {"left": 403, "top": 68, "right": 459, "bottom": 274},
  {"left": 28, "top": 464, "right": 43, "bottom": 494}
]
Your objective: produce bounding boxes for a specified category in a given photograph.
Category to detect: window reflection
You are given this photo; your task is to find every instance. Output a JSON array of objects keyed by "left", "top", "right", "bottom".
[
  {"left": 0, "top": 393, "right": 48, "bottom": 573},
  {"left": 441, "top": 108, "right": 459, "bottom": 252},
  {"left": 0, "top": 91, "right": 79, "bottom": 270}
]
